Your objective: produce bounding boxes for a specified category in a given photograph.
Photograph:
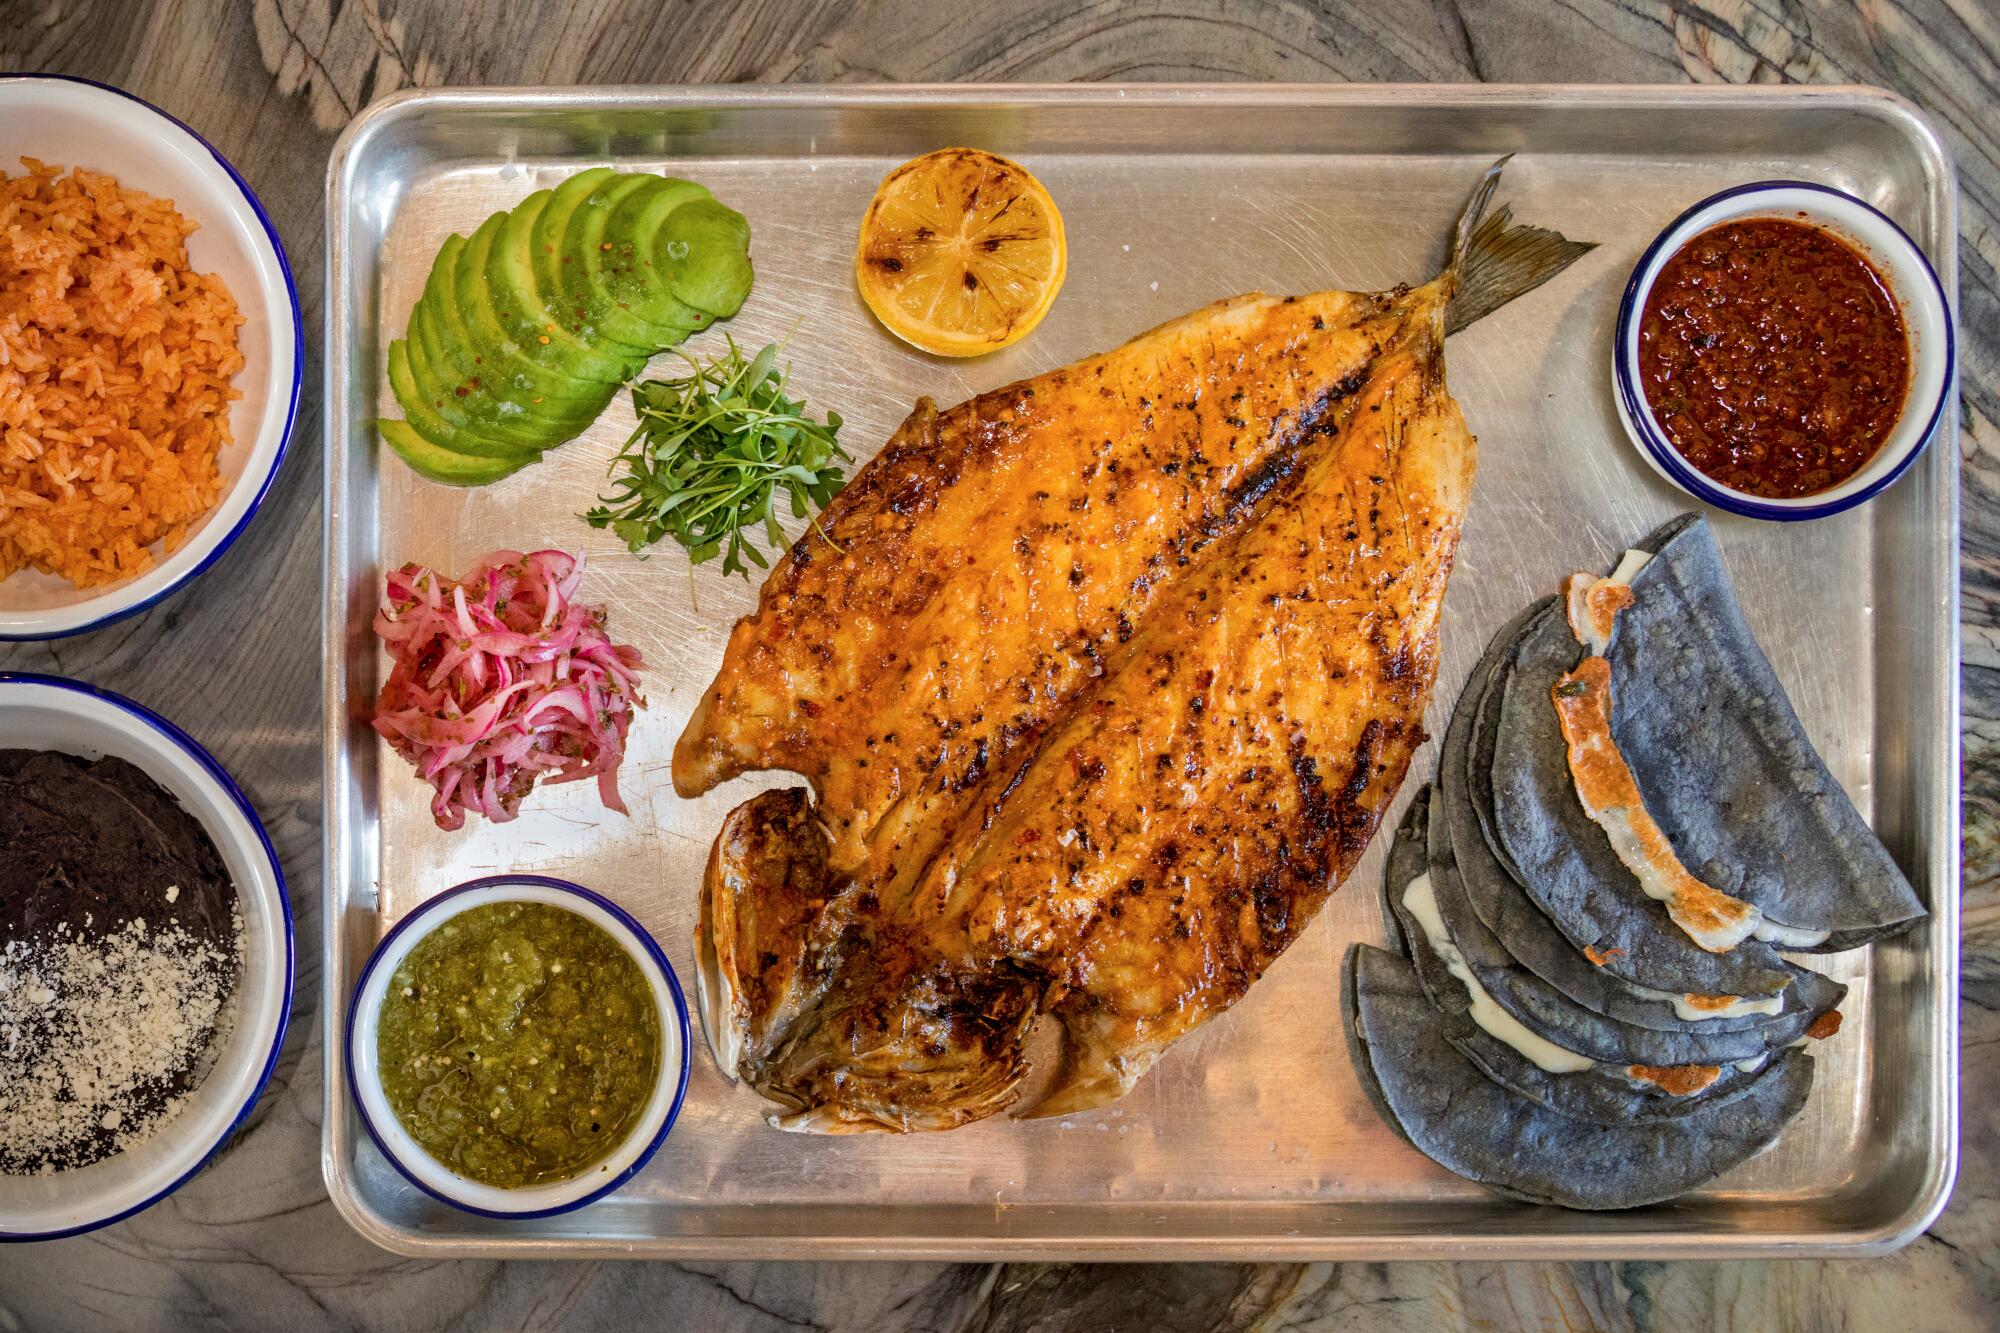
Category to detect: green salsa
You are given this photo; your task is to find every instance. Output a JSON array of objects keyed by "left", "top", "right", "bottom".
[{"left": 376, "top": 901, "right": 661, "bottom": 1189}]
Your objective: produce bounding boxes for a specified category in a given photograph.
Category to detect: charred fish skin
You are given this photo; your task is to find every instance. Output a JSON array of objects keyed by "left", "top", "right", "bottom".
[{"left": 688, "top": 161, "right": 1593, "bottom": 1131}]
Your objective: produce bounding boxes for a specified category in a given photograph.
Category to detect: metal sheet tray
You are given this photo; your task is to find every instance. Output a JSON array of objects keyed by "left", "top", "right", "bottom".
[{"left": 323, "top": 84, "right": 1959, "bottom": 1260}]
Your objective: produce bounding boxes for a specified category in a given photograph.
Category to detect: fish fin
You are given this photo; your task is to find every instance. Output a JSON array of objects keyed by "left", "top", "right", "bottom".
[
  {"left": 1446, "top": 154, "right": 1511, "bottom": 279},
  {"left": 1021, "top": 1026, "right": 1148, "bottom": 1120},
  {"left": 768, "top": 1105, "right": 897, "bottom": 1134},
  {"left": 1020, "top": 995, "right": 1181, "bottom": 1120},
  {"left": 1443, "top": 157, "right": 1597, "bottom": 336}
]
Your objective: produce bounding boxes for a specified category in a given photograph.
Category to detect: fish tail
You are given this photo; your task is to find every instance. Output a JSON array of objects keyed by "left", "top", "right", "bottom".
[
  {"left": 1445, "top": 155, "right": 1510, "bottom": 280},
  {"left": 1442, "top": 156, "right": 1597, "bottom": 336}
]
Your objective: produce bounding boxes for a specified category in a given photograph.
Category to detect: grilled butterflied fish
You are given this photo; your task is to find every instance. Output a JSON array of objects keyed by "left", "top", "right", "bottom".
[{"left": 675, "top": 161, "right": 1592, "bottom": 1131}]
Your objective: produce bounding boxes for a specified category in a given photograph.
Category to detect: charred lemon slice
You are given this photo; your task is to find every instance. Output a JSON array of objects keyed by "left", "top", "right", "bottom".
[{"left": 854, "top": 147, "right": 1067, "bottom": 357}]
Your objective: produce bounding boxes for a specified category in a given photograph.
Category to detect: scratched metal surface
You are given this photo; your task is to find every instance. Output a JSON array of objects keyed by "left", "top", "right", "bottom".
[{"left": 323, "top": 86, "right": 1959, "bottom": 1259}]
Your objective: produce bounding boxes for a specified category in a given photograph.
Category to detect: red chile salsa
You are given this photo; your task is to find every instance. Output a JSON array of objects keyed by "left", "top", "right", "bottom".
[{"left": 1637, "top": 217, "right": 1909, "bottom": 499}]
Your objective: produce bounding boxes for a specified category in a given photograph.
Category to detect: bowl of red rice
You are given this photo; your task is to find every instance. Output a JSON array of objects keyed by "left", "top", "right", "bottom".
[{"left": 0, "top": 76, "right": 300, "bottom": 639}]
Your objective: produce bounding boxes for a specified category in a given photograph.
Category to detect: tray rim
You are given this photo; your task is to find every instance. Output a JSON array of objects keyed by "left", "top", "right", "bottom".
[{"left": 321, "top": 80, "right": 1961, "bottom": 1261}]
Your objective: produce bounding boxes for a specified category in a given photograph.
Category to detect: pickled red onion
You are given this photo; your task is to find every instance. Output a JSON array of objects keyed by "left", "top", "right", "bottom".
[{"left": 371, "top": 549, "right": 644, "bottom": 831}]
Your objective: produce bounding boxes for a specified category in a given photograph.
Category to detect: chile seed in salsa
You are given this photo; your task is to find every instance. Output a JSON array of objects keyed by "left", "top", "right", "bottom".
[{"left": 1637, "top": 217, "right": 1909, "bottom": 499}]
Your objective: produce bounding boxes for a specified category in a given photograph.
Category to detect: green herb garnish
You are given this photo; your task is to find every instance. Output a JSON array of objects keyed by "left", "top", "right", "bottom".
[{"left": 584, "top": 338, "right": 850, "bottom": 578}]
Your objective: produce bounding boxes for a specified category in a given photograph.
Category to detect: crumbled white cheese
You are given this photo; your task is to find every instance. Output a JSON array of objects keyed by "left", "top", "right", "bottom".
[{"left": 0, "top": 912, "right": 242, "bottom": 1173}]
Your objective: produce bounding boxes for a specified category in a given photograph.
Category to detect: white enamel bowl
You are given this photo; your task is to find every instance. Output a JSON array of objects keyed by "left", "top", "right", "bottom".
[
  {"left": 0, "top": 674, "right": 292, "bottom": 1240},
  {"left": 1613, "top": 181, "right": 1953, "bottom": 522},
  {"left": 0, "top": 76, "right": 301, "bottom": 638},
  {"left": 345, "top": 878, "right": 691, "bottom": 1219}
]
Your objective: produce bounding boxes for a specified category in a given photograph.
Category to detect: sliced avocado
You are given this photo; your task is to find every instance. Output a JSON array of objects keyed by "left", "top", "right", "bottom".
[
  {"left": 405, "top": 291, "right": 590, "bottom": 449},
  {"left": 408, "top": 229, "right": 464, "bottom": 353},
  {"left": 385, "top": 340, "right": 540, "bottom": 461},
  {"left": 532, "top": 167, "right": 619, "bottom": 304},
  {"left": 385, "top": 173, "right": 753, "bottom": 474},
  {"left": 378, "top": 418, "right": 526, "bottom": 486},
  {"left": 486, "top": 189, "right": 644, "bottom": 385},
  {"left": 410, "top": 219, "right": 615, "bottom": 447},
  {"left": 403, "top": 233, "right": 480, "bottom": 412},
  {"left": 560, "top": 174, "right": 683, "bottom": 350},
  {"left": 398, "top": 224, "right": 578, "bottom": 449},
  {"left": 657, "top": 197, "right": 755, "bottom": 318},
  {"left": 579, "top": 175, "right": 721, "bottom": 349},
  {"left": 400, "top": 289, "right": 562, "bottom": 452},
  {"left": 533, "top": 167, "right": 655, "bottom": 359},
  {"left": 442, "top": 211, "right": 617, "bottom": 417}
]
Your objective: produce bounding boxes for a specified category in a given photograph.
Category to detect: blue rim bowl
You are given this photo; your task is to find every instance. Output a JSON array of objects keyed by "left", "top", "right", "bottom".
[
  {"left": 0, "top": 672, "right": 294, "bottom": 1241},
  {"left": 0, "top": 74, "right": 302, "bottom": 639},
  {"left": 345, "top": 876, "right": 692, "bottom": 1220},
  {"left": 1613, "top": 180, "right": 1954, "bottom": 523}
]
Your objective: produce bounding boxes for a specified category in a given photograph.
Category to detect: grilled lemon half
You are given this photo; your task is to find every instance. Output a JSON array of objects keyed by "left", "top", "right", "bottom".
[{"left": 854, "top": 147, "right": 1067, "bottom": 357}]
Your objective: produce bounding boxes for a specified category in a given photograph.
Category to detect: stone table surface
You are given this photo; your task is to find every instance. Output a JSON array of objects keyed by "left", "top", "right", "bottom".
[{"left": 1, "top": 2, "right": 1994, "bottom": 1329}]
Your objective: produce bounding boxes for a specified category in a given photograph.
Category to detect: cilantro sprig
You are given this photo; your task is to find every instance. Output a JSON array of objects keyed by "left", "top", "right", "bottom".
[{"left": 584, "top": 338, "right": 850, "bottom": 578}]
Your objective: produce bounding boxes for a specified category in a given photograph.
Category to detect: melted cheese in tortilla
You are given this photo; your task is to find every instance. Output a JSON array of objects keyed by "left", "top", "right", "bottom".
[
  {"left": 1401, "top": 872, "right": 1595, "bottom": 1074},
  {"left": 1627, "top": 981, "right": 1785, "bottom": 1022},
  {"left": 1552, "top": 656, "right": 1764, "bottom": 952},
  {"left": 1751, "top": 918, "right": 1830, "bottom": 948},
  {"left": 1552, "top": 555, "right": 1830, "bottom": 953},
  {"left": 1565, "top": 575, "right": 1631, "bottom": 655}
]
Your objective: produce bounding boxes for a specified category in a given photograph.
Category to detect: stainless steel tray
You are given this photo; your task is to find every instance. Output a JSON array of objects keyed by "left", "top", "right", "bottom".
[{"left": 323, "top": 84, "right": 1960, "bottom": 1260}]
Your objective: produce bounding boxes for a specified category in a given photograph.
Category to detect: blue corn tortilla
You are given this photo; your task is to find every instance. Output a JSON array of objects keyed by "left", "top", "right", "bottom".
[
  {"left": 1453, "top": 628, "right": 1845, "bottom": 1030},
  {"left": 1341, "top": 943, "right": 1815, "bottom": 1211},
  {"left": 1380, "top": 796, "right": 1770, "bottom": 1125},
  {"left": 1340, "top": 512, "right": 1916, "bottom": 1211},
  {"left": 1485, "top": 519, "right": 1923, "bottom": 990},
  {"left": 1402, "top": 785, "right": 1834, "bottom": 1068},
  {"left": 1377, "top": 792, "right": 1423, "bottom": 961},
  {"left": 1488, "top": 599, "right": 1803, "bottom": 995},
  {"left": 1600, "top": 515, "right": 1925, "bottom": 949}
]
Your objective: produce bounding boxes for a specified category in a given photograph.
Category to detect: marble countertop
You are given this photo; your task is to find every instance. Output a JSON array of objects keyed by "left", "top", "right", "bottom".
[{"left": 1, "top": 2, "right": 1993, "bottom": 1329}]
